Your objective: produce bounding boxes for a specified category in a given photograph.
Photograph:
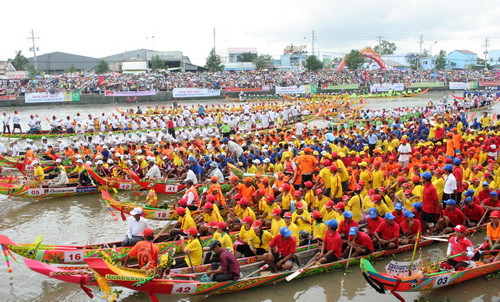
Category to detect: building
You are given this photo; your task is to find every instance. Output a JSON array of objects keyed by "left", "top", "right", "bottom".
[
  {"left": 446, "top": 50, "right": 477, "bottom": 69},
  {"left": 222, "top": 48, "right": 258, "bottom": 63},
  {"left": 223, "top": 62, "right": 256, "bottom": 71},
  {"left": 273, "top": 45, "right": 308, "bottom": 70},
  {"left": 488, "top": 49, "right": 500, "bottom": 69},
  {"left": 121, "top": 57, "right": 148, "bottom": 74},
  {"left": 0, "top": 61, "right": 26, "bottom": 77},
  {"left": 27, "top": 51, "right": 99, "bottom": 74}
]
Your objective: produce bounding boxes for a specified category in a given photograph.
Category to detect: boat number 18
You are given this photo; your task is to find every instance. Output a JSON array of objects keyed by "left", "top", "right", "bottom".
[
  {"left": 434, "top": 274, "right": 451, "bottom": 287},
  {"left": 172, "top": 283, "right": 196, "bottom": 294}
]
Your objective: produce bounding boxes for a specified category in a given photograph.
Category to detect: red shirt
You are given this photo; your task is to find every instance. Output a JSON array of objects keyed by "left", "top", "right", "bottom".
[
  {"left": 463, "top": 204, "right": 485, "bottom": 221},
  {"left": 338, "top": 219, "right": 359, "bottom": 237},
  {"left": 269, "top": 234, "right": 296, "bottom": 256},
  {"left": 367, "top": 216, "right": 383, "bottom": 235},
  {"left": 452, "top": 167, "right": 463, "bottom": 192},
  {"left": 323, "top": 229, "right": 342, "bottom": 259},
  {"left": 375, "top": 221, "right": 400, "bottom": 241},
  {"left": 483, "top": 198, "right": 499, "bottom": 209},
  {"left": 400, "top": 218, "right": 422, "bottom": 235},
  {"left": 478, "top": 189, "right": 492, "bottom": 202},
  {"left": 392, "top": 210, "right": 405, "bottom": 225},
  {"left": 422, "top": 182, "right": 439, "bottom": 214},
  {"left": 350, "top": 231, "right": 374, "bottom": 252},
  {"left": 443, "top": 207, "right": 466, "bottom": 227},
  {"left": 449, "top": 236, "right": 473, "bottom": 262}
]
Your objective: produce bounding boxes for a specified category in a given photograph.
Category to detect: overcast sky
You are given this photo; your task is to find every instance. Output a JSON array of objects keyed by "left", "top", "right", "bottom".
[{"left": 2, "top": 0, "right": 499, "bottom": 65}]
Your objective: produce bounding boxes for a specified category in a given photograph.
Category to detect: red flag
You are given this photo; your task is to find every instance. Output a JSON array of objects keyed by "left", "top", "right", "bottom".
[{"left": 98, "top": 76, "right": 104, "bottom": 86}]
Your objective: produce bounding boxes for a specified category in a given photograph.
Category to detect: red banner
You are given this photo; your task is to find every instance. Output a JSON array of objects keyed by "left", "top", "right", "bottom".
[
  {"left": 224, "top": 86, "right": 270, "bottom": 92},
  {"left": 479, "top": 81, "right": 500, "bottom": 86},
  {"left": 0, "top": 94, "right": 17, "bottom": 100}
]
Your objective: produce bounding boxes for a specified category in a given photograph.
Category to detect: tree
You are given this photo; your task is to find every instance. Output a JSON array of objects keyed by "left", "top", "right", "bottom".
[
  {"left": 10, "top": 50, "right": 29, "bottom": 71},
  {"left": 149, "top": 54, "right": 165, "bottom": 71},
  {"left": 473, "top": 58, "right": 491, "bottom": 70},
  {"left": 373, "top": 40, "right": 397, "bottom": 55},
  {"left": 65, "top": 64, "right": 78, "bottom": 73},
  {"left": 304, "top": 55, "right": 323, "bottom": 71},
  {"left": 95, "top": 59, "right": 110, "bottom": 74},
  {"left": 205, "top": 48, "right": 224, "bottom": 72},
  {"left": 405, "top": 53, "right": 421, "bottom": 70},
  {"left": 27, "top": 66, "right": 43, "bottom": 78},
  {"left": 434, "top": 50, "right": 447, "bottom": 70},
  {"left": 254, "top": 54, "right": 273, "bottom": 70},
  {"left": 237, "top": 52, "right": 258, "bottom": 62},
  {"left": 344, "top": 50, "right": 365, "bottom": 70}
]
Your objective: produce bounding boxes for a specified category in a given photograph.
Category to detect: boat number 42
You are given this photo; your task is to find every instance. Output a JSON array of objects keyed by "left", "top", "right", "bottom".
[
  {"left": 172, "top": 283, "right": 196, "bottom": 294},
  {"left": 434, "top": 274, "right": 451, "bottom": 287}
]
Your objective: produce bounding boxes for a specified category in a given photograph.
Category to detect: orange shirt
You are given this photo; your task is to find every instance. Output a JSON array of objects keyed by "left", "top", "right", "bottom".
[{"left": 127, "top": 241, "right": 159, "bottom": 269}]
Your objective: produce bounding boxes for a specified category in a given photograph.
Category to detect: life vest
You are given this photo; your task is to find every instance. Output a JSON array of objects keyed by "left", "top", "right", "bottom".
[
  {"left": 185, "top": 187, "right": 200, "bottom": 206},
  {"left": 285, "top": 160, "right": 294, "bottom": 174}
]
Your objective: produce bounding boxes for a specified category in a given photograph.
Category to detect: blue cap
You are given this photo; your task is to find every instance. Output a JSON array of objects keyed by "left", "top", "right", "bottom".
[
  {"left": 348, "top": 226, "right": 359, "bottom": 236},
  {"left": 412, "top": 202, "right": 422, "bottom": 209},
  {"left": 420, "top": 171, "right": 432, "bottom": 181},
  {"left": 384, "top": 213, "right": 395, "bottom": 220},
  {"left": 343, "top": 210, "right": 353, "bottom": 218},
  {"left": 325, "top": 219, "right": 338, "bottom": 229},
  {"left": 221, "top": 137, "right": 229, "bottom": 143},
  {"left": 394, "top": 202, "right": 403, "bottom": 210},
  {"left": 443, "top": 164, "right": 453, "bottom": 171},
  {"left": 453, "top": 158, "right": 461, "bottom": 165},
  {"left": 464, "top": 189, "right": 475, "bottom": 196},
  {"left": 188, "top": 156, "right": 196, "bottom": 162},
  {"left": 491, "top": 191, "right": 498, "bottom": 197},
  {"left": 482, "top": 181, "right": 489, "bottom": 186},
  {"left": 280, "top": 226, "right": 292, "bottom": 238},
  {"left": 444, "top": 199, "right": 456, "bottom": 206},
  {"left": 368, "top": 207, "right": 377, "bottom": 219},
  {"left": 404, "top": 210, "right": 415, "bottom": 218},
  {"left": 464, "top": 196, "right": 473, "bottom": 203}
]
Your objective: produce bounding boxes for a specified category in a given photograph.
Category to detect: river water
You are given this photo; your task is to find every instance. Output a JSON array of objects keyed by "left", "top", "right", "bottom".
[{"left": 0, "top": 92, "right": 499, "bottom": 302}]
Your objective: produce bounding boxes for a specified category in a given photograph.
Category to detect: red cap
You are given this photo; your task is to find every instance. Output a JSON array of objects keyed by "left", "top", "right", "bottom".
[
  {"left": 265, "top": 195, "right": 275, "bottom": 202},
  {"left": 378, "top": 186, "right": 387, "bottom": 192},
  {"left": 251, "top": 220, "right": 263, "bottom": 228},
  {"left": 329, "top": 164, "right": 338, "bottom": 171},
  {"left": 206, "top": 194, "right": 216, "bottom": 202},
  {"left": 282, "top": 183, "right": 291, "bottom": 190},
  {"left": 331, "top": 152, "right": 338, "bottom": 158},
  {"left": 184, "top": 227, "right": 199, "bottom": 236},
  {"left": 372, "top": 194, "right": 382, "bottom": 202},
  {"left": 205, "top": 220, "right": 219, "bottom": 228},
  {"left": 374, "top": 161, "right": 381, "bottom": 166},
  {"left": 217, "top": 221, "right": 227, "bottom": 229},
  {"left": 232, "top": 193, "right": 243, "bottom": 200},
  {"left": 322, "top": 159, "right": 331, "bottom": 166},
  {"left": 325, "top": 200, "right": 335, "bottom": 208},
  {"left": 311, "top": 210, "right": 322, "bottom": 219},
  {"left": 271, "top": 208, "right": 282, "bottom": 216},
  {"left": 315, "top": 188, "right": 323, "bottom": 194},
  {"left": 304, "top": 181, "right": 313, "bottom": 188},
  {"left": 178, "top": 198, "right": 187, "bottom": 206},
  {"left": 453, "top": 225, "right": 467, "bottom": 232},
  {"left": 490, "top": 211, "right": 500, "bottom": 218},
  {"left": 176, "top": 207, "right": 186, "bottom": 215},
  {"left": 241, "top": 216, "right": 254, "bottom": 224},
  {"left": 253, "top": 189, "right": 265, "bottom": 197},
  {"left": 412, "top": 175, "right": 420, "bottom": 182},
  {"left": 404, "top": 189, "right": 412, "bottom": 194},
  {"left": 397, "top": 177, "right": 406, "bottom": 182},
  {"left": 238, "top": 197, "right": 250, "bottom": 206},
  {"left": 283, "top": 211, "right": 292, "bottom": 218},
  {"left": 141, "top": 228, "right": 154, "bottom": 236},
  {"left": 295, "top": 202, "right": 305, "bottom": 209},
  {"left": 342, "top": 195, "right": 350, "bottom": 201},
  {"left": 367, "top": 189, "right": 375, "bottom": 197},
  {"left": 294, "top": 190, "right": 302, "bottom": 197},
  {"left": 202, "top": 202, "right": 214, "bottom": 210},
  {"left": 334, "top": 202, "right": 345, "bottom": 210}
]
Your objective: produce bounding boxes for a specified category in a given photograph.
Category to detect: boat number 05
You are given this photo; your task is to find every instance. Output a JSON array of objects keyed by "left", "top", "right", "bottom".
[
  {"left": 171, "top": 283, "right": 196, "bottom": 294},
  {"left": 434, "top": 274, "right": 451, "bottom": 287},
  {"left": 64, "top": 251, "right": 85, "bottom": 263}
]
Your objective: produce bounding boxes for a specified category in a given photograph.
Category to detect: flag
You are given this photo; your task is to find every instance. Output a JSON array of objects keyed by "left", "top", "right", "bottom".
[{"left": 98, "top": 76, "right": 104, "bottom": 86}]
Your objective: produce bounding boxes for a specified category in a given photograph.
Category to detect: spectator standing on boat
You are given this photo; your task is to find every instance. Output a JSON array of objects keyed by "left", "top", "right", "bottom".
[
  {"left": 206, "top": 240, "right": 241, "bottom": 282},
  {"left": 2, "top": 111, "right": 10, "bottom": 134},
  {"left": 122, "top": 228, "right": 159, "bottom": 269},
  {"left": 263, "top": 226, "right": 296, "bottom": 273},
  {"left": 445, "top": 225, "right": 474, "bottom": 270},
  {"left": 122, "top": 207, "right": 149, "bottom": 246},
  {"left": 12, "top": 111, "right": 21, "bottom": 134}
]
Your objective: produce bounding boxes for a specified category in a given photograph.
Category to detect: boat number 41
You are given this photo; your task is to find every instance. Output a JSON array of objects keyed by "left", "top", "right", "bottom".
[
  {"left": 172, "top": 283, "right": 196, "bottom": 294},
  {"left": 434, "top": 274, "right": 451, "bottom": 287}
]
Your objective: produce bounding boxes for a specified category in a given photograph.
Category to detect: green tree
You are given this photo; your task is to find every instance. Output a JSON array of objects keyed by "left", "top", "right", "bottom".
[
  {"left": 27, "top": 66, "right": 43, "bottom": 78},
  {"left": 205, "top": 48, "right": 224, "bottom": 71},
  {"left": 149, "top": 54, "right": 165, "bottom": 71},
  {"left": 254, "top": 54, "right": 273, "bottom": 70},
  {"left": 95, "top": 59, "right": 109, "bottom": 74},
  {"left": 10, "top": 50, "right": 29, "bottom": 71},
  {"left": 304, "top": 55, "right": 323, "bottom": 71},
  {"left": 373, "top": 40, "right": 397, "bottom": 55},
  {"left": 405, "top": 53, "right": 421, "bottom": 70},
  {"left": 434, "top": 50, "right": 447, "bottom": 70},
  {"left": 344, "top": 50, "right": 365, "bottom": 70},
  {"left": 65, "top": 64, "right": 78, "bottom": 73},
  {"left": 237, "top": 52, "right": 258, "bottom": 62}
]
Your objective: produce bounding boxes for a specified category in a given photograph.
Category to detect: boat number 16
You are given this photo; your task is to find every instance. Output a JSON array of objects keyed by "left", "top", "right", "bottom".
[
  {"left": 172, "top": 283, "right": 196, "bottom": 294},
  {"left": 434, "top": 274, "right": 451, "bottom": 287}
]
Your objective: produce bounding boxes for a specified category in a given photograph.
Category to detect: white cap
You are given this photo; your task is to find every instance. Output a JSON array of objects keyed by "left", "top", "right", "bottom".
[
  {"left": 263, "top": 158, "right": 271, "bottom": 163},
  {"left": 130, "top": 207, "right": 143, "bottom": 215},
  {"left": 76, "top": 159, "right": 83, "bottom": 163},
  {"left": 41, "top": 136, "right": 47, "bottom": 140},
  {"left": 110, "top": 148, "right": 115, "bottom": 152},
  {"left": 107, "top": 159, "right": 113, "bottom": 164},
  {"left": 55, "top": 159, "right": 62, "bottom": 163},
  {"left": 85, "top": 161, "right": 92, "bottom": 165},
  {"left": 97, "top": 160, "right": 104, "bottom": 165}
]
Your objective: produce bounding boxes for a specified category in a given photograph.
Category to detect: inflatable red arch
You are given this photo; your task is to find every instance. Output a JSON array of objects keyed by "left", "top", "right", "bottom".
[{"left": 337, "top": 47, "right": 387, "bottom": 71}]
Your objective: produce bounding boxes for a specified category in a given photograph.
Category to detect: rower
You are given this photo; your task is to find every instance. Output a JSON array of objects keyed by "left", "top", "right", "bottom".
[
  {"left": 344, "top": 226, "right": 374, "bottom": 258},
  {"left": 122, "top": 207, "right": 149, "bottom": 246},
  {"left": 169, "top": 207, "right": 196, "bottom": 239},
  {"left": 433, "top": 199, "right": 465, "bottom": 234},
  {"left": 182, "top": 180, "right": 200, "bottom": 211},
  {"left": 235, "top": 216, "right": 256, "bottom": 257},
  {"left": 32, "top": 161, "right": 45, "bottom": 185},
  {"left": 444, "top": 225, "right": 474, "bottom": 271},
  {"left": 262, "top": 226, "right": 296, "bottom": 273},
  {"left": 48, "top": 167, "right": 69, "bottom": 187},
  {"left": 122, "top": 228, "right": 159, "bottom": 269},
  {"left": 484, "top": 211, "right": 500, "bottom": 262},
  {"left": 250, "top": 219, "right": 273, "bottom": 256},
  {"left": 463, "top": 196, "right": 485, "bottom": 227},
  {"left": 306, "top": 219, "right": 342, "bottom": 266},
  {"left": 373, "top": 213, "right": 400, "bottom": 250},
  {"left": 144, "top": 160, "right": 161, "bottom": 179},
  {"left": 206, "top": 240, "right": 241, "bottom": 282},
  {"left": 399, "top": 210, "right": 422, "bottom": 245},
  {"left": 173, "top": 227, "right": 203, "bottom": 268}
]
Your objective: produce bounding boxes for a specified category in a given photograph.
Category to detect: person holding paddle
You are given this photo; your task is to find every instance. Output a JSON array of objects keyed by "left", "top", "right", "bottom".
[
  {"left": 444, "top": 225, "right": 474, "bottom": 271},
  {"left": 262, "top": 226, "right": 296, "bottom": 273},
  {"left": 122, "top": 228, "right": 159, "bottom": 269}
]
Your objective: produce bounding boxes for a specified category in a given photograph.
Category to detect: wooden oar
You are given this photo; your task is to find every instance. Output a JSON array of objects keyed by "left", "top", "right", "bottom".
[
  {"left": 471, "top": 210, "right": 489, "bottom": 237},
  {"left": 409, "top": 231, "right": 420, "bottom": 276},
  {"left": 186, "top": 252, "right": 195, "bottom": 274},
  {"left": 285, "top": 261, "right": 316, "bottom": 281},
  {"left": 344, "top": 245, "right": 353, "bottom": 275},
  {"left": 153, "top": 221, "right": 175, "bottom": 243},
  {"left": 245, "top": 264, "right": 269, "bottom": 278},
  {"left": 422, "top": 236, "right": 448, "bottom": 242}
]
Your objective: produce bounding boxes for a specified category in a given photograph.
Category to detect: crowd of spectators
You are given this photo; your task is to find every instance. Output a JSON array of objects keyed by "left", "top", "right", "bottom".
[{"left": 0, "top": 69, "right": 498, "bottom": 95}]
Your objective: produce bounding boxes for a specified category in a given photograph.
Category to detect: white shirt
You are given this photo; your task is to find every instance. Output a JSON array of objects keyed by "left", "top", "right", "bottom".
[
  {"left": 227, "top": 141, "right": 243, "bottom": 157},
  {"left": 397, "top": 143, "right": 412, "bottom": 162},
  {"left": 53, "top": 171, "right": 69, "bottom": 186},
  {"left": 126, "top": 216, "right": 149, "bottom": 238},
  {"left": 444, "top": 173, "right": 457, "bottom": 194},
  {"left": 184, "top": 169, "right": 198, "bottom": 184},
  {"left": 208, "top": 168, "right": 224, "bottom": 183},
  {"left": 145, "top": 164, "right": 161, "bottom": 179}
]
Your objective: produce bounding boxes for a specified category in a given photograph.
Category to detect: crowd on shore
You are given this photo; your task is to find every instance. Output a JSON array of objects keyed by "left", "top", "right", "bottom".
[{"left": 1, "top": 69, "right": 498, "bottom": 95}]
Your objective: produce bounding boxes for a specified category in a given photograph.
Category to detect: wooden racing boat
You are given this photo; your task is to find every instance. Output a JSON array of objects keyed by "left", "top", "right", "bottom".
[
  {"left": 360, "top": 258, "right": 500, "bottom": 298},
  {"left": 127, "top": 169, "right": 186, "bottom": 194},
  {"left": 84, "top": 164, "right": 137, "bottom": 191},
  {"left": 0, "top": 183, "right": 98, "bottom": 199}
]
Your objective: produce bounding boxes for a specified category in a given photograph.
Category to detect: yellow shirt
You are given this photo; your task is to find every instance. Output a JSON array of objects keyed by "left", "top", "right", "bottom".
[
  {"left": 411, "top": 185, "right": 423, "bottom": 203},
  {"left": 184, "top": 238, "right": 202, "bottom": 266},
  {"left": 312, "top": 222, "right": 327, "bottom": 240},
  {"left": 213, "top": 232, "right": 233, "bottom": 253},
  {"left": 178, "top": 214, "right": 196, "bottom": 231},
  {"left": 335, "top": 159, "right": 349, "bottom": 182},
  {"left": 330, "top": 174, "right": 343, "bottom": 198},
  {"left": 237, "top": 207, "right": 256, "bottom": 221},
  {"left": 286, "top": 222, "right": 300, "bottom": 246},
  {"left": 347, "top": 195, "right": 363, "bottom": 222},
  {"left": 372, "top": 170, "right": 384, "bottom": 189},
  {"left": 318, "top": 167, "right": 332, "bottom": 188},
  {"left": 271, "top": 218, "right": 286, "bottom": 236},
  {"left": 320, "top": 207, "right": 338, "bottom": 222},
  {"left": 281, "top": 192, "right": 293, "bottom": 210},
  {"left": 34, "top": 166, "right": 45, "bottom": 181},
  {"left": 203, "top": 211, "right": 223, "bottom": 223},
  {"left": 374, "top": 202, "right": 390, "bottom": 217},
  {"left": 292, "top": 210, "right": 312, "bottom": 233},
  {"left": 238, "top": 226, "right": 256, "bottom": 243},
  {"left": 73, "top": 164, "right": 85, "bottom": 173},
  {"left": 252, "top": 230, "right": 274, "bottom": 250},
  {"left": 304, "top": 189, "right": 315, "bottom": 207},
  {"left": 432, "top": 178, "right": 444, "bottom": 202}
]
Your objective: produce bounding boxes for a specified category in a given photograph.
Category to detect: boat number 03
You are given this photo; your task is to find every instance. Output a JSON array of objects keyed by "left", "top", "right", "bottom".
[
  {"left": 119, "top": 183, "right": 132, "bottom": 190},
  {"left": 171, "top": 283, "right": 196, "bottom": 294},
  {"left": 154, "top": 211, "right": 171, "bottom": 219},
  {"left": 434, "top": 274, "right": 452, "bottom": 287},
  {"left": 64, "top": 251, "right": 85, "bottom": 263}
]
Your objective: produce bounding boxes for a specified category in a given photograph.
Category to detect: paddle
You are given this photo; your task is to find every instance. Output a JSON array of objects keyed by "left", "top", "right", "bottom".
[
  {"left": 285, "top": 261, "right": 316, "bottom": 281},
  {"left": 344, "top": 245, "right": 353, "bottom": 275},
  {"left": 245, "top": 264, "right": 269, "bottom": 278},
  {"left": 153, "top": 222, "right": 175, "bottom": 243},
  {"left": 409, "top": 230, "right": 420, "bottom": 276},
  {"left": 186, "top": 252, "right": 195, "bottom": 274},
  {"left": 421, "top": 236, "right": 448, "bottom": 242},
  {"left": 471, "top": 210, "right": 489, "bottom": 236}
]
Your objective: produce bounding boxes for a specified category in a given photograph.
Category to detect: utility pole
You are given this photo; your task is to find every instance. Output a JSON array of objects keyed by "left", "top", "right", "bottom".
[
  {"left": 483, "top": 37, "right": 489, "bottom": 70},
  {"left": 417, "top": 35, "right": 423, "bottom": 70},
  {"left": 213, "top": 28, "right": 216, "bottom": 51},
  {"left": 28, "top": 29, "right": 39, "bottom": 70},
  {"left": 312, "top": 30, "right": 315, "bottom": 55}
]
